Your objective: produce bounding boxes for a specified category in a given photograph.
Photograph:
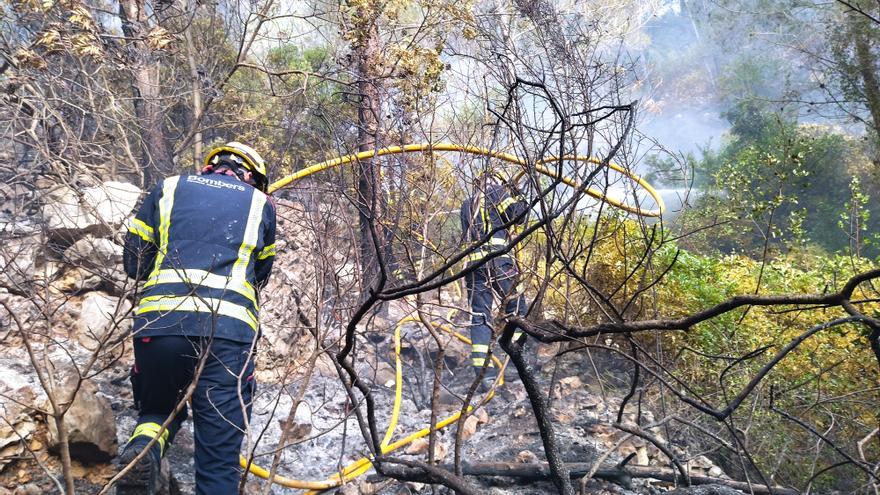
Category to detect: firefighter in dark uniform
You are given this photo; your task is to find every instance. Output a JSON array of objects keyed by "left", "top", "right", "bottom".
[
  {"left": 460, "top": 179, "right": 528, "bottom": 381},
  {"left": 118, "top": 142, "right": 276, "bottom": 494}
]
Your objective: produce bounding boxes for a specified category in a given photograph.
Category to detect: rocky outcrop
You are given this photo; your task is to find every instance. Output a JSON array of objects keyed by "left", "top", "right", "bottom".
[
  {"left": 0, "top": 236, "right": 41, "bottom": 293},
  {"left": 41, "top": 181, "right": 141, "bottom": 243},
  {"left": 0, "top": 401, "right": 38, "bottom": 472},
  {"left": 47, "top": 379, "right": 117, "bottom": 463},
  {"left": 64, "top": 236, "right": 124, "bottom": 269},
  {"left": 73, "top": 291, "right": 132, "bottom": 350}
]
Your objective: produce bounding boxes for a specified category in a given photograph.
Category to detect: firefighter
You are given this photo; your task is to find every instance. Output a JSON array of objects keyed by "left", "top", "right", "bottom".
[
  {"left": 117, "top": 142, "right": 276, "bottom": 494},
  {"left": 460, "top": 177, "right": 529, "bottom": 385}
]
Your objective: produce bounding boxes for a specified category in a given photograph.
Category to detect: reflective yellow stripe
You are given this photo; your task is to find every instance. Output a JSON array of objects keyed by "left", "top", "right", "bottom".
[
  {"left": 512, "top": 331, "right": 523, "bottom": 340},
  {"left": 488, "top": 237, "right": 507, "bottom": 246},
  {"left": 126, "top": 218, "right": 155, "bottom": 243},
  {"left": 130, "top": 422, "right": 169, "bottom": 455},
  {"left": 471, "top": 344, "right": 489, "bottom": 353},
  {"left": 480, "top": 206, "right": 490, "bottom": 234},
  {"left": 136, "top": 295, "right": 257, "bottom": 332},
  {"left": 231, "top": 192, "right": 267, "bottom": 285},
  {"left": 150, "top": 177, "right": 180, "bottom": 276},
  {"left": 465, "top": 248, "right": 513, "bottom": 264},
  {"left": 144, "top": 269, "right": 257, "bottom": 307},
  {"left": 256, "top": 243, "right": 275, "bottom": 261},
  {"left": 498, "top": 196, "right": 517, "bottom": 212},
  {"left": 472, "top": 357, "right": 494, "bottom": 367},
  {"left": 465, "top": 251, "right": 485, "bottom": 263}
]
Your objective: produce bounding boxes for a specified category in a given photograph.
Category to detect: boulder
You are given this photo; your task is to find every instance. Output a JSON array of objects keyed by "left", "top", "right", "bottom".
[
  {"left": 74, "top": 291, "right": 132, "bottom": 350},
  {"left": 0, "top": 235, "right": 41, "bottom": 292},
  {"left": 41, "top": 185, "right": 90, "bottom": 239},
  {"left": 47, "top": 378, "right": 117, "bottom": 463},
  {"left": 0, "top": 181, "right": 38, "bottom": 218},
  {"left": 50, "top": 266, "right": 103, "bottom": 294},
  {"left": 61, "top": 235, "right": 129, "bottom": 294},
  {"left": 0, "top": 399, "right": 38, "bottom": 471},
  {"left": 42, "top": 181, "right": 141, "bottom": 242},
  {"left": 64, "top": 235, "right": 123, "bottom": 268},
  {"left": 83, "top": 181, "right": 142, "bottom": 230}
]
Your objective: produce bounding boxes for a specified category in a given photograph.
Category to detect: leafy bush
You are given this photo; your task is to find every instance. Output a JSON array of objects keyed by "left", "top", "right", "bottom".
[{"left": 526, "top": 215, "right": 879, "bottom": 489}]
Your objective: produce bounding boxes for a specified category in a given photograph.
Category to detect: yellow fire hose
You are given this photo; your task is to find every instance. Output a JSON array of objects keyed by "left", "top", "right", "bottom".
[
  {"left": 240, "top": 143, "right": 664, "bottom": 491},
  {"left": 241, "top": 312, "right": 505, "bottom": 491},
  {"left": 268, "top": 143, "right": 665, "bottom": 217}
]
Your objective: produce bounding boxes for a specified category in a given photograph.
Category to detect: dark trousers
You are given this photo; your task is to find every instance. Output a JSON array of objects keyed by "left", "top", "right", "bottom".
[
  {"left": 464, "top": 257, "right": 527, "bottom": 367},
  {"left": 130, "top": 336, "right": 256, "bottom": 495}
]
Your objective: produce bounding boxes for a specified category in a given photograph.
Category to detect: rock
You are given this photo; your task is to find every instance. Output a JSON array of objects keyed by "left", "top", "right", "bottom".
[
  {"left": 286, "top": 402, "right": 312, "bottom": 441},
  {"left": 689, "top": 454, "right": 724, "bottom": 477},
  {"left": 0, "top": 388, "right": 39, "bottom": 470},
  {"left": 375, "top": 361, "right": 396, "bottom": 388},
  {"left": 405, "top": 437, "right": 429, "bottom": 455},
  {"left": 474, "top": 408, "right": 489, "bottom": 424},
  {"left": 41, "top": 185, "right": 89, "bottom": 240},
  {"left": 47, "top": 378, "right": 117, "bottom": 463},
  {"left": 665, "top": 485, "right": 744, "bottom": 495},
  {"left": 11, "top": 484, "right": 40, "bottom": 495},
  {"left": 0, "top": 235, "right": 40, "bottom": 292},
  {"left": 74, "top": 291, "right": 132, "bottom": 350},
  {"left": 403, "top": 437, "right": 447, "bottom": 460},
  {"left": 334, "top": 484, "right": 359, "bottom": 495},
  {"left": 83, "top": 181, "right": 143, "bottom": 228},
  {"left": 64, "top": 235, "right": 123, "bottom": 268},
  {"left": 461, "top": 415, "right": 480, "bottom": 440},
  {"left": 515, "top": 449, "right": 539, "bottom": 463},
  {"left": 42, "top": 181, "right": 141, "bottom": 242},
  {"left": 0, "top": 430, "right": 32, "bottom": 471},
  {"left": 31, "top": 259, "right": 63, "bottom": 287},
  {"left": 51, "top": 266, "right": 103, "bottom": 293},
  {"left": 552, "top": 375, "right": 583, "bottom": 399}
]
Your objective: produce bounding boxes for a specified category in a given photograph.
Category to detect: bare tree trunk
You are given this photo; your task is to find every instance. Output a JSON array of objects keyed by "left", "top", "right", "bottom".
[
  {"left": 853, "top": 20, "right": 880, "bottom": 148},
  {"left": 183, "top": 0, "right": 203, "bottom": 168},
  {"left": 119, "top": 0, "right": 174, "bottom": 185},
  {"left": 352, "top": 0, "right": 388, "bottom": 298}
]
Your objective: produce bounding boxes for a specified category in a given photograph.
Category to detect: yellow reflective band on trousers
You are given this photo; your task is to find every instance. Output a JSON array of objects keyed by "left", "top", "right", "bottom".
[
  {"left": 231, "top": 192, "right": 267, "bottom": 286},
  {"left": 143, "top": 269, "right": 258, "bottom": 308},
  {"left": 257, "top": 243, "right": 275, "bottom": 260},
  {"left": 472, "top": 357, "right": 494, "bottom": 367},
  {"left": 464, "top": 248, "right": 512, "bottom": 264},
  {"left": 130, "top": 422, "right": 169, "bottom": 455},
  {"left": 126, "top": 218, "right": 155, "bottom": 243},
  {"left": 150, "top": 176, "right": 180, "bottom": 276},
  {"left": 136, "top": 295, "right": 257, "bottom": 332},
  {"left": 471, "top": 344, "right": 489, "bottom": 353}
]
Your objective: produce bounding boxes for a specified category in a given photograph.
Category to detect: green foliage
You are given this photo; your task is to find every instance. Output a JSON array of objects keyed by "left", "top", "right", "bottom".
[
  {"left": 716, "top": 53, "right": 781, "bottom": 105},
  {"left": 654, "top": 246, "right": 880, "bottom": 489},
  {"left": 533, "top": 217, "right": 879, "bottom": 489},
  {"left": 213, "top": 43, "right": 356, "bottom": 179},
  {"left": 675, "top": 101, "right": 874, "bottom": 255}
]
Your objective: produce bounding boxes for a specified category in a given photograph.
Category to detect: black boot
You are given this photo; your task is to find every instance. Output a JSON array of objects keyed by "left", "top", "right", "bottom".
[{"left": 116, "top": 439, "right": 161, "bottom": 495}]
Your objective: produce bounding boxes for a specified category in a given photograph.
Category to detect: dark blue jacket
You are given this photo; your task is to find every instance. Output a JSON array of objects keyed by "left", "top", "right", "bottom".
[
  {"left": 460, "top": 184, "right": 527, "bottom": 261},
  {"left": 123, "top": 173, "right": 276, "bottom": 343}
]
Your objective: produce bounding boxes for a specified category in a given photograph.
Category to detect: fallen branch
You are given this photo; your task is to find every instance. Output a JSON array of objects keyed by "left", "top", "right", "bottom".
[{"left": 434, "top": 462, "right": 799, "bottom": 495}]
